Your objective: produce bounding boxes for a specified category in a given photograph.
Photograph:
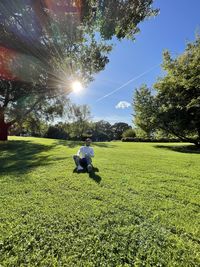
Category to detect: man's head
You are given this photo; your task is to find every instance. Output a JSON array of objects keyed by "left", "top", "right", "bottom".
[{"left": 85, "top": 138, "right": 92, "bottom": 146}]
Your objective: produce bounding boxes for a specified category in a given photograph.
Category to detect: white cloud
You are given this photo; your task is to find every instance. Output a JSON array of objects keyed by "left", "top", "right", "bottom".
[{"left": 115, "top": 101, "right": 131, "bottom": 109}]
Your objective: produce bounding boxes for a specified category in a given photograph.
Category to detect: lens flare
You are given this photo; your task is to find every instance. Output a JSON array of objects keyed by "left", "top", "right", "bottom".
[
  {"left": 72, "top": 81, "right": 83, "bottom": 93},
  {"left": 44, "top": 0, "right": 82, "bottom": 17},
  {"left": 0, "top": 47, "right": 17, "bottom": 80},
  {"left": 0, "top": 0, "right": 83, "bottom": 85}
]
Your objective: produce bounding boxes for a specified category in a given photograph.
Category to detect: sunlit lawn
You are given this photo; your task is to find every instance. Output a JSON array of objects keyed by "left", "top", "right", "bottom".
[{"left": 0, "top": 136, "right": 200, "bottom": 266}]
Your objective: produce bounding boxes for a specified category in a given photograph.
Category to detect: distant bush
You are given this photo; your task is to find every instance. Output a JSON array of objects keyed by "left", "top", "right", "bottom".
[
  {"left": 122, "top": 137, "right": 181, "bottom": 142},
  {"left": 122, "top": 128, "right": 136, "bottom": 138},
  {"left": 45, "top": 126, "right": 68, "bottom": 140},
  {"left": 121, "top": 137, "right": 135, "bottom": 142}
]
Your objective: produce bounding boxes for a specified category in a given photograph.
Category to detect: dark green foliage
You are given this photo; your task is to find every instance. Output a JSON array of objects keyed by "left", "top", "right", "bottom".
[
  {"left": 111, "top": 122, "right": 131, "bottom": 140},
  {"left": 67, "top": 104, "right": 91, "bottom": 140},
  {"left": 90, "top": 120, "right": 113, "bottom": 141},
  {"left": 45, "top": 125, "right": 68, "bottom": 140},
  {"left": 85, "top": 0, "right": 158, "bottom": 40},
  {"left": 16, "top": 116, "right": 133, "bottom": 141},
  {"left": 133, "top": 84, "right": 156, "bottom": 137},
  {"left": 122, "top": 128, "right": 136, "bottom": 138},
  {"left": 133, "top": 37, "right": 200, "bottom": 146},
  {"left": 121, "top": 137, "right": 181, "bottom": 142},
  {"left": 90, "top": 121, "right": 132, "bottom": 141},
  {"left": 121, "top": 137, "right": 135, "bottom": 142}
]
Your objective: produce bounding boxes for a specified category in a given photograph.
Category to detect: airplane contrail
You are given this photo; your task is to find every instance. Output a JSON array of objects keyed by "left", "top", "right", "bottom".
[{"left": 96, "top": 63, "right": 160, "bottom": 102}]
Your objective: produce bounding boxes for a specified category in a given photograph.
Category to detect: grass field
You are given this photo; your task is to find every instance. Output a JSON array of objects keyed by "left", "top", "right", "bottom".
[{"left": 0, "top": 137, "right": 200, "bottom": 266}]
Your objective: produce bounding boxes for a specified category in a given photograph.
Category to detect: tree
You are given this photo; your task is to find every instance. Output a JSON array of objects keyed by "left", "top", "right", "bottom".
[
  {"left": 111, "top": 122, "right": 131, "bottom": 140},
  {"left": 84, "top": 0, "right": 158, "bottom": 40},
  {"left": 19, "top": 113, "right": 48, "bottom": 137},
  {"left": 0, "top": 0, "right": 158, "bottom": 140},
  {"left": 133, "top": 36, "right": 200, "bottom": 146},
  {"left": 45, "top": 123, "right": 68, "bottom": 140},
  {"left": 133, "top": 85, "right": 156, "bottom": 138},
  {"left": 122, "top": 128, "right": 136, "bottom": 138},
  {"left": 66, "top": 104, "right": 91, "bottom": 140},
  {"left": 90, "top": 120, "right": 113, "bottom": 141}
]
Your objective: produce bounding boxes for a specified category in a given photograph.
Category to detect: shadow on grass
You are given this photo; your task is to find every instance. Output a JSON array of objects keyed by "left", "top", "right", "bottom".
[
  {"left": 0, "top": 140, "right": 65, "bottom": 177},
  {"left": 73, "top": 167, "right": 102, "bottom": 184},
  {"left": 53, "top": 140, "right": 116, "bottom": 148},
  {"left": 154, "top": 144, "right": 200, "bottom": 154}
]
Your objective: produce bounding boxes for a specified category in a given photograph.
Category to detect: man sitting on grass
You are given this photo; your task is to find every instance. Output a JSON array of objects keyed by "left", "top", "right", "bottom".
[{"left": 73, "top": 138, "right": 94, "bottom": 173}]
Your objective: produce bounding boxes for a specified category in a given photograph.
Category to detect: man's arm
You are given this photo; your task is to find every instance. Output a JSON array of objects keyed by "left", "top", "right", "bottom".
[
  {"left": 90, "top": 148, "right": 94, "bottom": 157},
  {"left": 77, "top": 147, "right": 82, "bottom": 156}
]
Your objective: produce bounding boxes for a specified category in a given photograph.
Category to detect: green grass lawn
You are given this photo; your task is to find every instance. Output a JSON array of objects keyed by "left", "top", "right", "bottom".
[{"left": 0, "top": 137, "right": 200, "bottom": 266}]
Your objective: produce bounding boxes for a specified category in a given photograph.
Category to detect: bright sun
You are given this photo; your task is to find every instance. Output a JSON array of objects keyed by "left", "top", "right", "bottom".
[{"left": 72, "top": 81, "right": 83, "bottom": 93}]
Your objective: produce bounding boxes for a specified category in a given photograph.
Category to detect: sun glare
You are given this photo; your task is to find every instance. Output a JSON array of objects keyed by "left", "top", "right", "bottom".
[{"left": 72, "top": 81, "right": 83, "bottom": 93}]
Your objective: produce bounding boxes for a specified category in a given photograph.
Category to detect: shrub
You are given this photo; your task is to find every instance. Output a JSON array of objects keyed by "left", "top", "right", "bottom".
[
  {"left": 122, "top": 128, "right": 136, "bottom": 138},
  {"left": 121, "top": 137, "right": 182, "bottom": 142},
  {"left": 45, "top": 126, "right": 68, "bottom": 140},
  {"left": 121, "top": 137, "right": 135, "bottom": 142}
]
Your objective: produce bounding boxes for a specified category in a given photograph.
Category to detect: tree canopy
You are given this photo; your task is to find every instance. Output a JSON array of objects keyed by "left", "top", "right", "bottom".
[{"left": 133, "top": 36, "right": 200, "bottom": 146}]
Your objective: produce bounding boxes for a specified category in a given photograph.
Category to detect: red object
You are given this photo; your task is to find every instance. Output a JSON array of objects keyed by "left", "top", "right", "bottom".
[
  {"left": 44, "top": 0, "right": 82, "bottom": 15},
  {"left": 0, "top": 46, "right": 18, "bottom": 80}
]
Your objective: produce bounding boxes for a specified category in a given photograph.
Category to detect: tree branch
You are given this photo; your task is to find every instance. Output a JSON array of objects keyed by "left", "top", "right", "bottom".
[
  {"left": 3, "top": 82, "right": 11, "bottom": 108},
  {"left": 8, "top": 98, "right": 42, "bottom": 126},
  {"left": 161, "top": 122, "right": 197, "bottom": 144}
]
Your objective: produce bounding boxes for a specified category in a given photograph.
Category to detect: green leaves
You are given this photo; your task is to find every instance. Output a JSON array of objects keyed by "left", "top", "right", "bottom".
[
  {"left": 87, "top": 0, "right": 159, "bottom": 40},
  {"left": 133, "top": 85, "right": 157, "bottom": 137},
  {"left": 133, "top": 36, "right": 200, "bottom": 145}
]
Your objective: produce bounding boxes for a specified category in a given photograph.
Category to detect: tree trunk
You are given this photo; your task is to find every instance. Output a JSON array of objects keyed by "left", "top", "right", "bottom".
[
  {"left": 0, "top": 111, "right": 11, "bottom": 141},
  {"left": 0, "top": 121, "right": 10, "bottom": 141}
]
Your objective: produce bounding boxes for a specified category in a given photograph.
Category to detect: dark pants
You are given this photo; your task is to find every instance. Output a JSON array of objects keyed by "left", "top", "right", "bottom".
[{"left": 73, "top": 155, "right": 92, "bottom": 168}]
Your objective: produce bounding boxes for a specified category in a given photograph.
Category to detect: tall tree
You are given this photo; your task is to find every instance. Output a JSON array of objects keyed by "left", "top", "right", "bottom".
[
  {"left": 133, "top": 85, "right": 156, "bottom": 138},
  {"left": 67, "top": 103, "right": 91, "bottom": 139},
  {"left": 0, "top": 0, "right": 158, "bottom": 140},
  {"left": 133, "top": 36, "right": 200, "bottom": 146}
]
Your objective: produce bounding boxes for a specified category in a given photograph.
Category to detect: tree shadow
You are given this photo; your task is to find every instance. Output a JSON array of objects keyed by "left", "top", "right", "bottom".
[
  {"left": 154, "top": 144, "right": 200, "bottom": 154},
  {"left": 73, "top": 167, "right": 102, "bottom": 184},
  {"left": 53, "top": 140, "right": 116, "bottom": 148},
  {"left": 93, "top": 143, "right": 116, "bottom": 148},
  {"left": 0, "top": 140, "right": 65, "bottom": 177}
]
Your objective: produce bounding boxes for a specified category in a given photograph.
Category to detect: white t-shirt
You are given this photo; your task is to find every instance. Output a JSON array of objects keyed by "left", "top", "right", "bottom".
[{"left": 77, "top": 146, "right": 94, "bottom": 158}]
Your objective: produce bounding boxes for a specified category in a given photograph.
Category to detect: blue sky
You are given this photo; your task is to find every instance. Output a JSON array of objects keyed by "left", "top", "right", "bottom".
[{"left": 70, "top": 0, "right": 200, "bottom": 125}]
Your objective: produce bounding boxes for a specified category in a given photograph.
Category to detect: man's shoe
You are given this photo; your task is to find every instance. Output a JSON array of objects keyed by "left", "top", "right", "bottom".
[
  {"left": 87, "top": 164, "right": 93, "bottom": 173},
  {"left": 77, "top": 165, "right": 84, "bottom": 172}
]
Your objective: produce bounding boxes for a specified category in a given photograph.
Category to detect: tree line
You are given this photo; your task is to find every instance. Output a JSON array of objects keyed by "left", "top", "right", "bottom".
[
  {"left": 11, "top": 119, "right": 134, "bottom": 142},
  {"left": 10, "top": 103, "right": 135, "bottom": 141}
]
